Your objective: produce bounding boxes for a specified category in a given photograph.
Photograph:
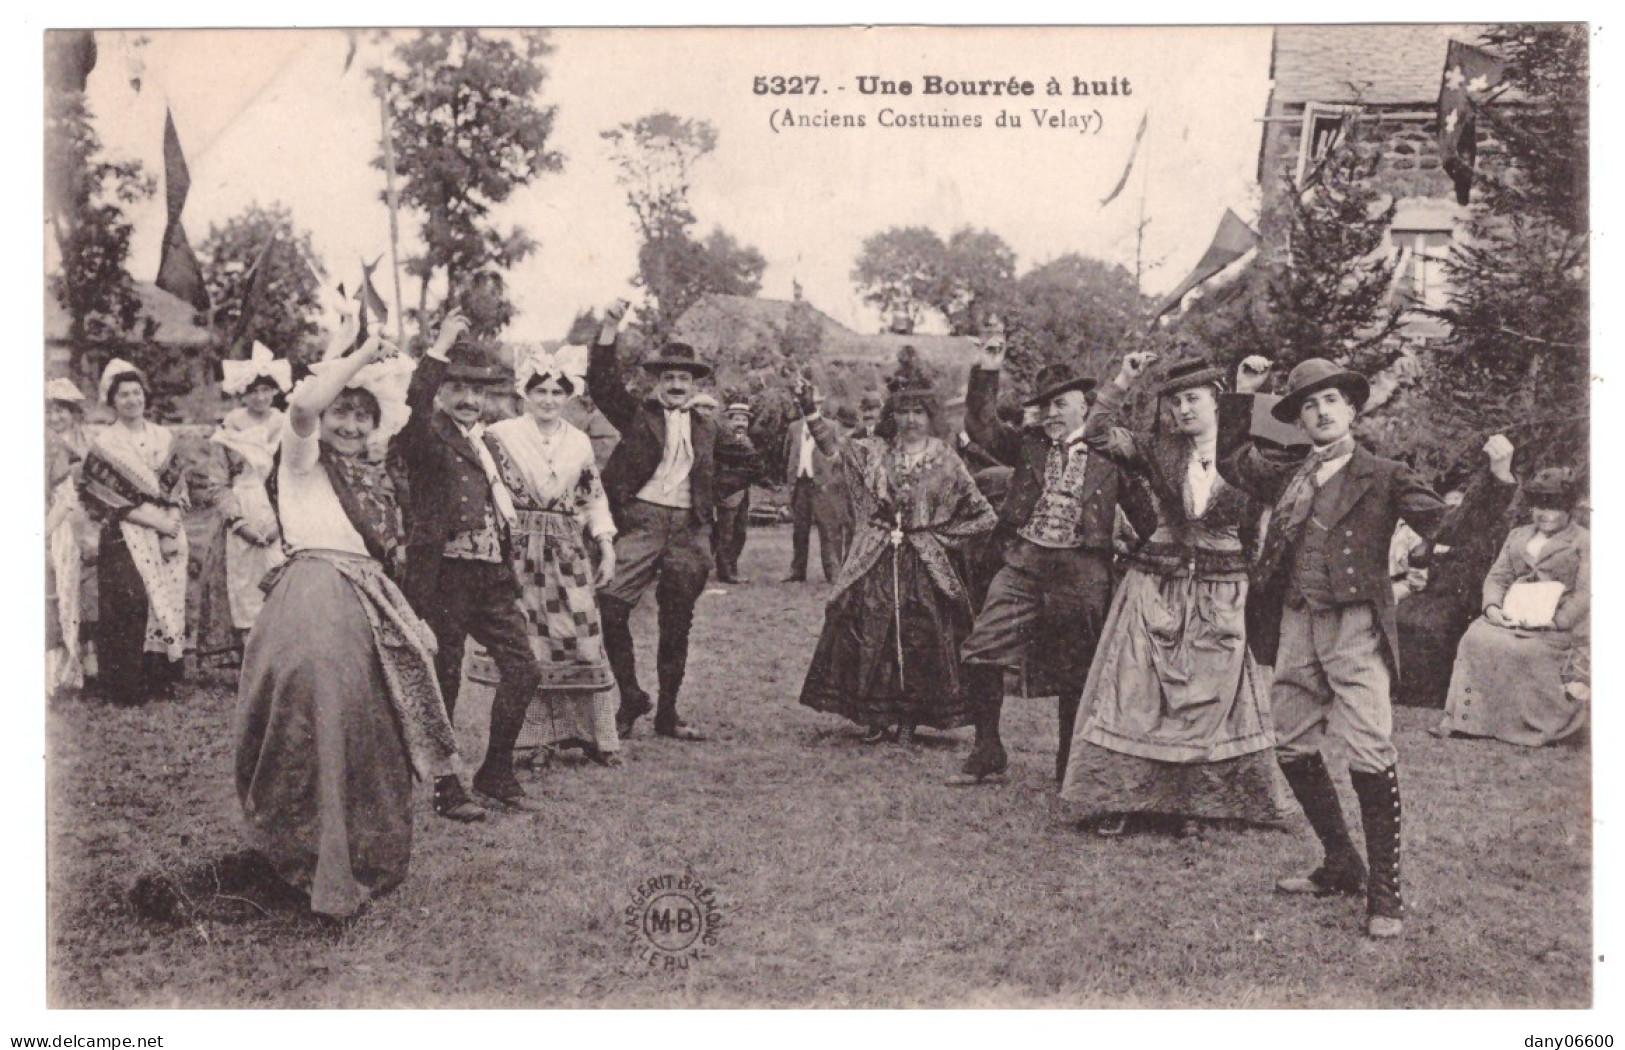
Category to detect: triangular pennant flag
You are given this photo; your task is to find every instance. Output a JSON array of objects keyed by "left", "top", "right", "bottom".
[
  {"left": 356, "top": 255, "right": 389, "bottom": 323},
  {"left": 1100, "top": 110, "right": 1149, "bottom": 207},
  {"left": 341, "top": 30, "right": 360, "bottom": 75},
  {"left": 1437, "top": 39, "right": 1507, "bottom": 206},
  {"left": 1151, "top": 208, "right": 1259, "bottom": 320},
  {"left": 155, "top": 109, "right": 209, "bottom": 313}
]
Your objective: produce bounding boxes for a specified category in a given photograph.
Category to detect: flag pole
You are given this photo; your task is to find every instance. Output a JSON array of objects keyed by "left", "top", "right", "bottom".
[{"left": 378, "top": 89, "right": 408, "bottom": 349}]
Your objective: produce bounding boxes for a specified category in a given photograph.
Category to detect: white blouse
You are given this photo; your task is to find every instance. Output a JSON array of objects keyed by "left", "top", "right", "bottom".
[
  {"left": 275, "top": 419, "right": 369, "bottom": 556},
  {"left": 486, "top": 416, "right": 616, "bottom": 540}
]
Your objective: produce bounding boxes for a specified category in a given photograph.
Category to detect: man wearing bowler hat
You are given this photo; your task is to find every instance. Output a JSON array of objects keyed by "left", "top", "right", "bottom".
[
  {"left": 950, "top": 330, "right": 1155, "bottom": 786},
  {"left": 395, "top": 310, "right": 544, "bottom": 818},
  {"left": 588, "top": 303, "right": 725, "bottom": 741},
  {"left": 1220, "top": 354, "right": 1517, "bottom": 939}
]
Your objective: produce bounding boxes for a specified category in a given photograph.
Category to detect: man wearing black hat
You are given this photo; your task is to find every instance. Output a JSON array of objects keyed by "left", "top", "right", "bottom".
[
  {"left": 949, "top": 333, "right": 1155, "bottom": 786},
  {"left": 395, "top": 310, "right": 543, "bottom": 818},
  {"left": 1219, "top": 354, "right": 1517, "bottom": 939},
  {"left": 587, "top": 303, "right": 726, "bottom": 741}
]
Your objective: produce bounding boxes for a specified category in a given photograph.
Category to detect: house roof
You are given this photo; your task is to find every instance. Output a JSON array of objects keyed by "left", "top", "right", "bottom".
[
  {"left": 45, "top": 280, "right": 213, "bottom": 348},
  {"left": 1269, "top": 24, "right": 1490, "bottom": 107},
  {"left": 673, "top": 293, "right": 979, "bottom": 374}
]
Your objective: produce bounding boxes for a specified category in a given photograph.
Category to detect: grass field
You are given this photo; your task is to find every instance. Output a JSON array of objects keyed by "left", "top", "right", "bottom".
[{"left": 46, "top": 528, "right": 1592, "bottom": 1008}]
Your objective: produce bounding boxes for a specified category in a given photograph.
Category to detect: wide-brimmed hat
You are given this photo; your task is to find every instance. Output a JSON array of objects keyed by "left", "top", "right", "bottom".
[
  {"left": 444, "top": 343, "right": 512, "bottom": 385},
  {"left": 1156, "top": 359, "right": 1227, "bottom": 398},
  {"left": 640, "top": 341, "right": 713, "bottom": 379},
  {"left": 1523, "top": 467, "right": 1578, "bottom": 506},
  {"left": 834, "top": 404, "right": 859, "bottom": 428},
  {"left": 46, "top": 377, "right": 86, "bottom": 407},
  {"left": 1270, "top": 358, "right": 1371, "bottom": 424},
  {"left": 1023, "top": 364, "right": 1097, "bottom": 408}
]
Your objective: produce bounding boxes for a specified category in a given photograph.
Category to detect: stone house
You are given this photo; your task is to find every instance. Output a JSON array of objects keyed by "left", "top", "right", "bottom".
[{"left": 1256, "top": 24, "right": 1497, "bottom": 347}]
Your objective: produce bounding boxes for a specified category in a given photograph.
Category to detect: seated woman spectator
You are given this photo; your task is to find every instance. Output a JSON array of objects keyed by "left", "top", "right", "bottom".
[{"left": 1434, "top": 468, "right": 1589, "bottom": 746}]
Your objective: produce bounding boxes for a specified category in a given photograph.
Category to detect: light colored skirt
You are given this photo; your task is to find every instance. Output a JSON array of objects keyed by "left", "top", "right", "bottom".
[
  {"left": 1440, "top": 617, "right": 1589, "bottom": 746},
  {"left": 1061, "top": 565, "right": 1286, "bottom": 824}
]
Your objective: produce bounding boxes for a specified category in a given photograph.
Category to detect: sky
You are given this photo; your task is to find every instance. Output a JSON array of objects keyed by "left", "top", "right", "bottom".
[{"left": 81, "top": 26, "right": 1273, "bottom": 345}]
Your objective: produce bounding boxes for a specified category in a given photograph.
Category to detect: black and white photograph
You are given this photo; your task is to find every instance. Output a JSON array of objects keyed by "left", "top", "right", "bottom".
[{"left": 21, "top": 14, "right": 1612, "bottom": 1038}]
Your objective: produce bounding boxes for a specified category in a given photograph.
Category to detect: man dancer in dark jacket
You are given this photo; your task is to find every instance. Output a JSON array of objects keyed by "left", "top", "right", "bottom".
[
  {"left": 395, "top": 310, "right": 543, "bottom": 818},
  {"left": 1219, "top": 354, "right": 1516, "bottom": 938},
  {"left": 588, "top": 303, "right": 734, "bottom": 741},
  {"left": 950, "top": 331, "right": 1155, "bottom": 786}
]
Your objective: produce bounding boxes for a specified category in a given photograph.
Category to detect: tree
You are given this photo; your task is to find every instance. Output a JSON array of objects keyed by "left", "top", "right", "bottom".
[
  {"left": 1421, "top": 24, "right": 1588, "bottom": 452},
  {"left": 1263, "top": 113, "right": 1401, "bottom": 373},
  {"left": 850, "top": 226, "right": 946, "bottom": 333},
  {"left": 935, "top": 227, "right": 1017, "bottom": 335},
  {"left": 199, "top": 203, "right": 327, "bottom": 364},
  {"left": 45, "top": 43, "right": 155, "bottom": 366},
  {"left": 370, "top": 30, "right": 563, "bottom": 347},
  {"left": 602, "top": 112, "right": 765, "bottom": 345},
  {"left": 1002, "top": 254, "right": 1146, "bottom": 397}
]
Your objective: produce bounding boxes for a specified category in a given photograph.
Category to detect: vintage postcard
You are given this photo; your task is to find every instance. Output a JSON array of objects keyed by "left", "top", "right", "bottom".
[{"left": 32, "top": 21, "right": 1600, "bottom": 1040}]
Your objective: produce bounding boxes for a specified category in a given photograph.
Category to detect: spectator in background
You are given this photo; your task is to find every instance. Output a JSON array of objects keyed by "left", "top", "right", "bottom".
[
  {"left": 78, "top": 360, "right": 190, "bottom": 706},
  {"left": 713, "top": 400, "right": 762, "bottom": 584},
  {"left": 46, "top": 378, "right": 91, "bottom": 697},
  {"left": 1434, "top": 468, "right": 1589, "bottom": 746}
]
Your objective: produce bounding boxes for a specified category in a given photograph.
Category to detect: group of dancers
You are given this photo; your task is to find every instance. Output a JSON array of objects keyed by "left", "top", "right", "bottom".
[
  {"left": 50, "top": 298, "right": 1534, "bottom": 940},
  {"left": 790, "top": 332, "right": 1519, "bottom": 942}
]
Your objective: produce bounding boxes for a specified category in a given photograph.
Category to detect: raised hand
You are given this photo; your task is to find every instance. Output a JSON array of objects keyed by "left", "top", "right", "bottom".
[
  {"left": 976, "top": 331, "right": 1008, "bottom": 371},
  {"left": 430, "top": 309, "right": 470, "bottom": 357},
  {"left": 1236, "top": 355, "right": 1272, "bottom": 395},
  {"left": 1483, "top": 433, "right": 1516, "bottom": 483},
  {"left": 793, "top": 376, "right": 822, "bottom": 417},
  {"left": 323, "top": 310, "right": 361, "bottom": 361},
  {"left": 1118, "top": 351, "right": 1160, "bottom": 385}
]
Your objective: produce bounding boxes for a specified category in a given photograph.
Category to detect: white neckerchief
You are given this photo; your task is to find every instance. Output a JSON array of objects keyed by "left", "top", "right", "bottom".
[
  {"left": 1187, "top": 437, "right": 1218, "bottom": 518},
  {"left": 638, "top": 405, "right": 695, "bottom": 506},
  {"left": 798, "top": 419, "right": 816, "bottom": 477},
  {"left": 460, "top": 420, "right": 518, "bottom": 527}
]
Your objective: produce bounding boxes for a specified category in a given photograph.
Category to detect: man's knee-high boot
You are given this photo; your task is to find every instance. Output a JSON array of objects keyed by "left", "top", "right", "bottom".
[
  {"left": 473, "top": 675, "right": 541, "bottom": 810},
  {"left": 601, "top": 596, "right": 650, "bottom": 735},
  {"left": 654, "top": 594, "right": 704, "bottom": 739},
  {"left": 1350, "top": 765, "right": 1404, "bottom": 938},
  {"left": 1276, "top": 753, "right": 1368, "bottom": 897},
  {"left": 947, "top": 664, "right": 1007, "bottom": 785}
]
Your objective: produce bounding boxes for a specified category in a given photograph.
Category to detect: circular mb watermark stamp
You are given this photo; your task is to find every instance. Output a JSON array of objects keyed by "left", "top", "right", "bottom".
[{"left": 623, "top": 870, "right": 725, "bottom": 969}]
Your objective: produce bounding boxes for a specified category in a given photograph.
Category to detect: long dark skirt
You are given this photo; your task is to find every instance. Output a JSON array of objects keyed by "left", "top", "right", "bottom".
[
  {"left": 94, "top": 525, "right": 176, "bottom": 705},
  {"left": 234, "top": 557, "right": 414, "bottom": 918},
  {"left": 799, "top": 543, "right": 973, "bottom": 731}
]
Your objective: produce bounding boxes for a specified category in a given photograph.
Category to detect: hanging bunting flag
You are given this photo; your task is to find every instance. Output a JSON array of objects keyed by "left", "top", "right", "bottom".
[
  {"left": 155, "top": 109, "right": 210, "bottom": 314},
  {"left": 1100, "top": 110, "right": 1150, "bottom": 207},
  {"left": 1437, "top": 39, "right": 1508, "bottom": 206}
]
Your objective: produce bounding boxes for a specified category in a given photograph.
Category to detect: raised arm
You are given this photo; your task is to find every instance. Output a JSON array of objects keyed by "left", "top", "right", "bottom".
[
  {"left": 1083, "top": 351, "right": 1160, "bottom": 471},
  {"left": 586, "top": 301, "right": 637, "bottom": 432},
  {"left": 392, "top": 311, "right": 466, "bottom": 451},
  {"left": 964, "top": 335, "right": 1023, "bottom": 466},
  {"left": 1402, "top": 434, "right": 1518, "bottom": 541},
  {"left": 1215, "top": 357, "right": 1304, "bottom": 504}
]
